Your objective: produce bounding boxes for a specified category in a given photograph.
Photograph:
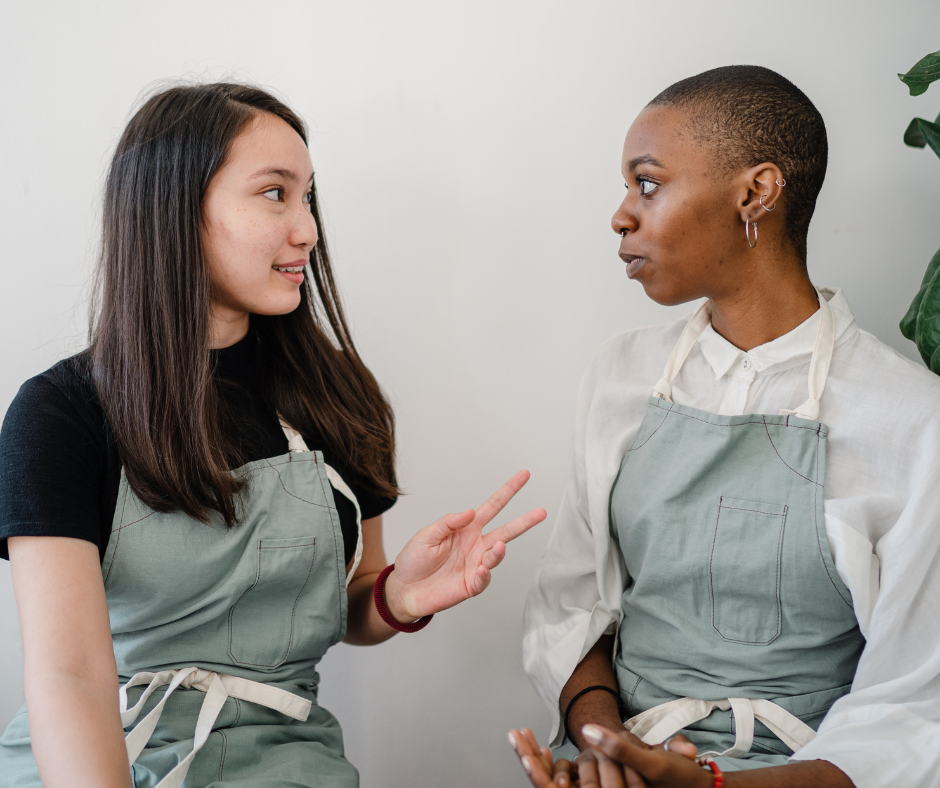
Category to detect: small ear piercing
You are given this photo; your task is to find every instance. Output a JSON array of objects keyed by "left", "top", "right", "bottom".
[{"left": 759, "top": 178, "right": 786, "bottom": 212}]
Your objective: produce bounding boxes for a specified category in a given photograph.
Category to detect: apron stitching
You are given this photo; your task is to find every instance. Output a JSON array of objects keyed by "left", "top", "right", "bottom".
[
  {"left": 313, "top": 462, "right": 348, "bottom": 638},
  {"left": 228, "top": 543, "right": 264, "bottom": 664},
  {"left": 626, "top": 403, "right": 673, "bottom": 452},
  {"left": 657, "top": 404, "right": 821, "bottom": 432},
  {"left": 813, "top": 432, "right": 853, "bottom": 609},
  {"left": 708, "top": 497, "right": 786, "bottom": 645},
  {"left": 218, "top": 728, "right": 228, "bottom": 781},
  {"left": 629, "top": 675, "right": 641, "bottom": 698},
  {"left": 105, "top": 482, "right": 132, "bottom": 583},
  {"left": 109, "top": 511, "right": 156, "bottom": 535},
  {"left": 761, "top": 417, "right": 821, "bottom": 485},
  {"left": 227, "top": 541, "right": 318, "bottom": 667},
  {"left": 263, "top": 458, "right": 331, "bottom": 509},
  {"left": 756, "top": 739, "right": 792, "bottom": 756},
  {"left": 719, "top": 506, "right": 785, "bottom": 516}
]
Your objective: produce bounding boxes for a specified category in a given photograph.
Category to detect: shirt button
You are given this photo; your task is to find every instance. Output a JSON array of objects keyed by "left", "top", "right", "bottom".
[{"left": 742, "top": 359, "right": 750, "bottom": 370}]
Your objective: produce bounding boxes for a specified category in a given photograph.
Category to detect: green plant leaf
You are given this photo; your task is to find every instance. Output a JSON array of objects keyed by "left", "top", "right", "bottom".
[
  {"left": 901, "top": 244, "right": 940, "bottom": 343},
  {"left": 915, "top": 256, "right": 940, "bottom": 368},
  {"left": 899, "top": 51, "right": 940, "bottom": 96},
  {"left": 905, "top": 118, "right": 928, "bottom": 147},
  {"left": 920, "top": 119, "right": 940, "bottom": 160}
]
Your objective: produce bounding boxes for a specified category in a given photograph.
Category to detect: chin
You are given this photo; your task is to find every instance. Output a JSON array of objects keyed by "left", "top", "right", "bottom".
[
  {"left": 252, "top": 293, "right": 304, "bottom": 317},
  {"left": 639, "top": 279, "right": 699, "bottom": 308}
]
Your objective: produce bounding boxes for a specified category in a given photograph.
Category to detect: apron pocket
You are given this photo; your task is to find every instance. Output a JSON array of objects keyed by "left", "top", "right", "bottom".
[
  {"left": 228, "top": 536, "right": 317, "bottom": 669},
  {"left": 709, "top": 497, "right": 787, "bottom": 645}
]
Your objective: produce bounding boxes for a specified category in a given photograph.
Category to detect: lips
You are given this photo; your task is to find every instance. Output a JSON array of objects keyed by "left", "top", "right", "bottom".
[{"left": 619, "top": 252, "right": 646, "bottom": 279}]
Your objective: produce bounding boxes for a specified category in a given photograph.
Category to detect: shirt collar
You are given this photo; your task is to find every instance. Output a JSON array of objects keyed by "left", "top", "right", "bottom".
[{"left": 697, "top": 288, "right": 857, "bottom": 380}]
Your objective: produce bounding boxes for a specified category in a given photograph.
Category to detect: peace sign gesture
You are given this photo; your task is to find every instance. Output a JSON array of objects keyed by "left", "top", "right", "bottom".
[{"left": 383, "top": 470, "right": 547, "bottom": 621}]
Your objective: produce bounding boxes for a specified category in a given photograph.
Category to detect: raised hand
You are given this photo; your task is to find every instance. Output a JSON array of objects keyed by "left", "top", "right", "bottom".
[{"left": 383, "top": 470, "right": 546, "bottom": 621}]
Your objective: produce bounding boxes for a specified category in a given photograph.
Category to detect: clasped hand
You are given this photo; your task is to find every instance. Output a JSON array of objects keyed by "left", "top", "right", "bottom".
[
  {"left": 383, "top": 470, "right": 547, "bottom": 622},
  {"left": 509, "top": 726, "right": 711, "bottom": 788}
]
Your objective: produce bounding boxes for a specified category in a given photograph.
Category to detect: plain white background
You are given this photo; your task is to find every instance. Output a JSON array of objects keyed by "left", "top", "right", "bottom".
[{"left": 2, "top": 2, "right": 939, "bottom": 785}]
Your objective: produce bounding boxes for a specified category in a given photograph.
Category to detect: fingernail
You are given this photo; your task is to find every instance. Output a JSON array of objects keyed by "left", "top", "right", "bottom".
[
  {"left": 581, "top": 724, "right": 603, "bottom": 744},
  {"left": 521, "top": 756, "right": 533, "bottom": 774},
  {"left": 508, "top": 732, "right": 517, "bottom": 750}
]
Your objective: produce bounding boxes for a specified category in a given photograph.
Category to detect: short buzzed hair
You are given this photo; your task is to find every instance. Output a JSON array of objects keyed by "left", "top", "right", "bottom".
[{"left": 648, "top": 65, "right": 827, "bottom": 263}]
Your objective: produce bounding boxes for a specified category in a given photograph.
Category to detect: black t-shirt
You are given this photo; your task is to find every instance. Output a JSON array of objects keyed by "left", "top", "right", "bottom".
[{"left": 0, "top": 331, "right": 396, "bottom": 564}]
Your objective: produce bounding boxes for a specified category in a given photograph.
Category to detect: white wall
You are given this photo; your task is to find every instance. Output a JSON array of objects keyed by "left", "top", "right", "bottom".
[{"left": 2, "top": 2, "right": 938, "bottom": 785}]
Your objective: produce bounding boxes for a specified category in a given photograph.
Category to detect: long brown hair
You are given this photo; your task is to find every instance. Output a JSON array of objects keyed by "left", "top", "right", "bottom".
[{"left": 91, "top": 82, "right": 398, "bottom": 527}]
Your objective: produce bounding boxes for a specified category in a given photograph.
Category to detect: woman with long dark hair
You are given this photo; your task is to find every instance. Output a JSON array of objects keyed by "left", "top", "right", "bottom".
[{"left": 0, "top": 82, "right": 546, "bottom": 788}]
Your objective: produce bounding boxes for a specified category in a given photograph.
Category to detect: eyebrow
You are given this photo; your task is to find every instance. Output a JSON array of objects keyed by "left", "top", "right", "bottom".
[
  {"left": 628, "top": 154, "right": 665, "bottom": 171},
  {"left": 247, "top": 167, "right": 315, "bottom": 184}
]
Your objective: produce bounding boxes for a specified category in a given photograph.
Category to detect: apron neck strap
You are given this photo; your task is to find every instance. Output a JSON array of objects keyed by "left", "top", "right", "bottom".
[
  {"left": 278, "top": 418, "right": 311, "bottom": 453},
  {"left": 653, "top": 291, "right": 836, "bottom": 423},
  {"left": 779, "top": 291, "right": 836, "bottom": 422},
  {"left": 652, "top": 301, "right": 712, "bottom": 402}
]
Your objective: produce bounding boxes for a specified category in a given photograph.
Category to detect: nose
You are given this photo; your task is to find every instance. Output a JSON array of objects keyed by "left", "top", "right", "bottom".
[
  {"left": 611, "top": 192, "right": 638, "bottom": 237},
  {"left": 290, "top": 201, "right": 319, "bottom": 253}
]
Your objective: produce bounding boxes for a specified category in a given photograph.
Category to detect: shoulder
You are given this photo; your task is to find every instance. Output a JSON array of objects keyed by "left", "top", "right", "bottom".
[
  {"left": 827, "top": 327, "right": 940, "bottom": 463},
  {"left": 835, "top": 328, "right": 940, "bottom": 408},
  {"left": 7, "top": 353, "right": 103, "bottom": 428},
  {"left": 2, "top": 352, "right": 107, "bottom": 455},
  {"left": 580, "top": 317, "right": 687, "bottom": 395}
]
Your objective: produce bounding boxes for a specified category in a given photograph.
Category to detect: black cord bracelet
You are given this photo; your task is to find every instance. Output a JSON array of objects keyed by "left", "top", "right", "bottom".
[{"left": 563, "top": 685, "right": 627, "bottom": 745}]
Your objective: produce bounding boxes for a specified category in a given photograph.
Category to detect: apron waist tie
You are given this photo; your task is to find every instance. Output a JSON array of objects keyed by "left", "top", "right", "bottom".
[
  {"left": 118, "top": 667, "right": 312, "bottom": 788},
  {"left": 623, "top": 696, "right": 817, "bottom": 760}
]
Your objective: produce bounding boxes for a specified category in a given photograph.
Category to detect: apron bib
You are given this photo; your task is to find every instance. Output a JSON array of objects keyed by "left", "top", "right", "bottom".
[
  {"left": 0, "top": 425, "right": 363, "bottom": 788},
  {"left": 609, "top": 295, "right": 865, "bottom": 771}
]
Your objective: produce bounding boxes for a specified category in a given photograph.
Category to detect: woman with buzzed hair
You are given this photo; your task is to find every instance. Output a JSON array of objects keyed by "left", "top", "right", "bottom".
[{"left": 509, "top": 66, "right": 940, "bottom": 787}]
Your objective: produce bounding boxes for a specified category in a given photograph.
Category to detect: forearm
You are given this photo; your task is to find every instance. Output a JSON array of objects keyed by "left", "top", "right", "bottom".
[
  {"left": 559, "top": 634, "right": 622, "bottom": 751},
  {"left": 25, "top": 668, "right": 130, "bottom": 788},
  {"left": 724, "top": 760, "right": 854, "bottom": 787},
  {"left": 343, "top": 571, "right": 399, "bottom": 645}
]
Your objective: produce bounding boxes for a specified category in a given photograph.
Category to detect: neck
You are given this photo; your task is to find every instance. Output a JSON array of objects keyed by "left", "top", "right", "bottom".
[
  {"left": 709, "top": 258, "right": 819, "bottom": 352},
  {"left": 209, "top": 305, "right": 250, "bottom": 349}
]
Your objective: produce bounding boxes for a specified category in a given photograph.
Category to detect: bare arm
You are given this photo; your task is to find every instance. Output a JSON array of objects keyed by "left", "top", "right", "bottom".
[
  {"left": 343, "top": 516, "right": 400, "bottom": 645},
  {"left": 559, "top": 634, "right": 622, "bottom": 751},
  {"left": 9, "top": 536, "right": 131, "bottom": 788}
]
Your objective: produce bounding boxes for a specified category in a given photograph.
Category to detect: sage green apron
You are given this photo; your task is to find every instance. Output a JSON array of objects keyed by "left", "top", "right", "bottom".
[
  {"left": 0, "top": 423, "right": 364, "bottom": 788},
  {"left": 609, "top": 294, "right": 864, "bottom": 772}
]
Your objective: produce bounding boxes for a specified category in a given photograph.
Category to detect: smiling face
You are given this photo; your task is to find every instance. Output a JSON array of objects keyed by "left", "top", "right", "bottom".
[
  {"left": 202, "top": 112, "right": 318, "bottom": 347},
  {"left": 611, "top": 105, "right": 747, "bottom": 306}
]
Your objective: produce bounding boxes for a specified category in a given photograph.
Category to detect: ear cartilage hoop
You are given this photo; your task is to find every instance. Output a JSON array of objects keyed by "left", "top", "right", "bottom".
[
  {"left": 745, "top": 219, "right": 758, "bottom": 248},
  {"left": 776, "top": 178, "right": 787, "bottom": 187},
  {"left": 759, "top": 195, "right": 776, "bottom": 212}
]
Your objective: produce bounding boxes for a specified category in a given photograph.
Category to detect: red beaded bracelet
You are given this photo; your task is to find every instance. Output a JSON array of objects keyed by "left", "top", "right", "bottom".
[
  {"left": 698, "top": 758, "right": 723, "bottom": 788},
  {"left": 373, "top": 564, "right": 433, "bottom": 633}
]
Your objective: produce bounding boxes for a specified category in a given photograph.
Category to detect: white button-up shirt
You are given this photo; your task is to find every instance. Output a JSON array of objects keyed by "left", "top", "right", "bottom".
[{"left": 523, "top": 288, "right": 940, "bottom": 787}]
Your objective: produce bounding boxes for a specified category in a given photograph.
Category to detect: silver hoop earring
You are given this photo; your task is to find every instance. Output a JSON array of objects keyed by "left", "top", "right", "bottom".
[
  {"left": 776, "top": 178, "right": 786, "bottom": 187},
  {"left": 759, "top": 195, "right": 776, "bottom": 212},
  {"left": 745, "top": 219, "right": 757, "bottom": 248}
]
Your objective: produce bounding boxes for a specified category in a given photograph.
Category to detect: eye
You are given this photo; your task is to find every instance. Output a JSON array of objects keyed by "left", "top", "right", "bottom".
[
  {"left": 638, "top": 178, "right": 658, "bottom": 196},
  {"left": 262, "top": 187, "right": 284, "bottom": 202},
  {"left": 303, "top": 191, "right": 313, "bottom": 205}
]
